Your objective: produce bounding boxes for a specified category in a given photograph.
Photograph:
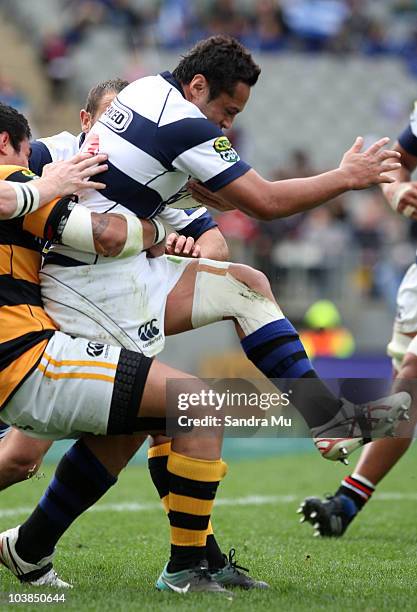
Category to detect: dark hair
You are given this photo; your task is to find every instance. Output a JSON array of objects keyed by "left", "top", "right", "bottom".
[
  {"left": 0, "top": 102, "right": 31, "bottom": 152},
  {"left": 173, "top": 35, "right": 261, "bottom": 101},
  {"left": 85, "top": 78, "right": 129, "bottom": 115}
]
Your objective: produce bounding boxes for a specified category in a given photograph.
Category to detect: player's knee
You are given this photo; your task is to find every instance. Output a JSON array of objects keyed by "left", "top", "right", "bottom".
[
  {"left": 230, "top": 264, "right": 273, "bottom": 300},
  {"left": 192, "top": 259, "right": 283, "bottom": 335}
]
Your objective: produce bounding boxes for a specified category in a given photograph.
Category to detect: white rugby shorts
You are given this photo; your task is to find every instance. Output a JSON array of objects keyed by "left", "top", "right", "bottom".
[
  {"left": 40, "top": 253, "right": 193, "bottom": 356},
  {"left": 1, "top": 331, "right": 152, "bottom": 440}
]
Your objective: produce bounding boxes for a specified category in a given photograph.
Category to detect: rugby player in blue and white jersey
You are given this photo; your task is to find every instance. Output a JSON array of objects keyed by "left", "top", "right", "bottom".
[
  {"left": 0, "top": 77, "right": 228, "bottom": 486},
  {"left": 0, "top": 37, "right": 411, "bottom": 594},
  {"left": 299, "top": 102, "right": 417, "bottom": 538},
  {"left": 0, "top": 79, "right": 256, "bottom": 592},
  {"left": 40, "top": 36, "right": 406, "bottom": 449}
]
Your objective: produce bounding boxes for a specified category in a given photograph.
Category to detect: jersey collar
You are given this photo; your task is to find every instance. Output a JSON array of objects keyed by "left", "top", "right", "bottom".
[{"left": 160, "top": 71, "right": 185, "bottom": 97}]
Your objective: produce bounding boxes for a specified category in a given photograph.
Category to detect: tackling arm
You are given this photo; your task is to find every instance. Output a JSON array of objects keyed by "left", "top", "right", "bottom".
[
  {"left": 89, "top": 212, "right": 162, "bottom": 257},
  {"left": 23, "top": 198, "right": 165, "bottom": 259}
]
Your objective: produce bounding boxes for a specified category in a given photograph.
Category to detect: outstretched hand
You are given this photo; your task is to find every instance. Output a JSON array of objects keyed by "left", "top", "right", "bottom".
[{"left": 339, "top": 137, "right": 401, "bottom": 190}]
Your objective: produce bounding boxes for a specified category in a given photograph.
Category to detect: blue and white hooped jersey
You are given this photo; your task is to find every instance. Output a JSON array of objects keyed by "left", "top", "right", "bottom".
[
  {"left": 78, "top": 72, "right": 251, "bottom": 219},
  {"left": 398, "top": 102, "right": 417, "bottom": 157},
  {"left": 29, "top": 126, "right": 216, "bottom": 241}
]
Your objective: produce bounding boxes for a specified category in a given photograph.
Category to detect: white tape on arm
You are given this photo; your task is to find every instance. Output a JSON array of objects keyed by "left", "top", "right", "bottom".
[
  {"left": 117, "top": 214, "right": 144, "bottom": 258},
  {"left": 61, "top": 204, "right": 95, "bottom": 253},
  {"left": 149, "top": 218, "right": 166, "bottom": 245},
  {"left": 8, "top": 182, "right": 40, "bottom": 218},
  {"left": 117, "top": 215, "right": 166, "bottom": 257},
  {"left": 390, "top": 184, "right": 414, "bottom": 216}
]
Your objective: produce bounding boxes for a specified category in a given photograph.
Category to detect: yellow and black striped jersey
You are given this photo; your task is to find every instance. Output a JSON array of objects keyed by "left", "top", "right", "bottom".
[{"left": 0, "top": 165, "right": 75, "bottom": 409}]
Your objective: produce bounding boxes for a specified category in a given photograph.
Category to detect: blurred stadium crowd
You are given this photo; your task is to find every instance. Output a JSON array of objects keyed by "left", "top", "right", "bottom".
[
  {"left": 1, "top": 0, "right": 417, "bottom": 338},
  {"left": 4, "top": 0, "right": 417, "bottom": 100}
]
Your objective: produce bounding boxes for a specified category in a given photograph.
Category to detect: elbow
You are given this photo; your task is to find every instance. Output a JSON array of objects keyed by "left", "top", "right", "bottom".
[{"left": 251, "top": 205, "right": 277, "bottom": 222}]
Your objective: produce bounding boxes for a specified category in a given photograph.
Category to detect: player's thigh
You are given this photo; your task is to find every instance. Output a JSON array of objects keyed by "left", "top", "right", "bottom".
[
  {"left": 165, "top": 257, "right": 241, "bottom": 334},
  {"left": 82, "top": 433, "right": 147, "bottom": 475},
  {"left": 139, "top": 360, "right": 196, "bottom": 418},
  {"left": 0, "top": 428, "right": 52, "bottom": 465},
  {"left": 139, "top": 360, "right": 223, "bottom": 458},
  {"left": 164, "top": 259, "right": 200, "bottom": 334}
]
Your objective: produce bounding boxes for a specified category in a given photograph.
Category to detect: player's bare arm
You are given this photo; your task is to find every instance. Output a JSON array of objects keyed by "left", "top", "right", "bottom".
[
  {"left": 195, "top": 227, "right": 229, "bottom": 260},
  {"left": 213, "top": 137, "right": 401, "bottom": 221},
  {"left": 90, "top": 212, "right": 159, "bottom": 257},
  {"left": 380, "top": 142, "right": 417, "bottom": 219}
]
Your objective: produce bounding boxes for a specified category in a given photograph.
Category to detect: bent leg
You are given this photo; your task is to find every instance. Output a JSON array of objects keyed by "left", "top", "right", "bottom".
[
  {"left": 352, "top": 338, "right": 417, "bottom": 486},
  {"left": 16, "top": 433, "right": 146, "bottom": 564},
  {"left": 165, "top": 258, "right": 344, "bottom": 430},
  {"left": 299, "top": 331, "right": 417, "bottom": 537}
]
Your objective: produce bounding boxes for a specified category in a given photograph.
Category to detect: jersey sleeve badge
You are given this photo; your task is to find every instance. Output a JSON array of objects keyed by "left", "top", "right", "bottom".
[{"left": 213, "top": 136, "right": 240, "bottom": 163}]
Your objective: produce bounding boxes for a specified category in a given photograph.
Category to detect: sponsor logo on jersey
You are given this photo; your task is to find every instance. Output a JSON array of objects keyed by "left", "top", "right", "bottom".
[
  {"left": 100, "top": 98, "right": 133, "bottom": 133},
  {"left": 213, "top": 136, "right": 239, "bottom": 163},
  {"left": 86, "top": 341, "right": 106, "bottom": 357}
]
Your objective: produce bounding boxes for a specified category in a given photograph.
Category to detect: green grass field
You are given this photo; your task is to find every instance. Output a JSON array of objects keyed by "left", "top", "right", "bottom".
[{"left": 1, "top": 444, "right": 417, "bottom": 611}]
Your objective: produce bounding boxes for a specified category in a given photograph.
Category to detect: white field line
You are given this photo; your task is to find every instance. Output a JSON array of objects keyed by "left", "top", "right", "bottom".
[{"left": 0, "top": 492, "right": 416, "bottom": 519}]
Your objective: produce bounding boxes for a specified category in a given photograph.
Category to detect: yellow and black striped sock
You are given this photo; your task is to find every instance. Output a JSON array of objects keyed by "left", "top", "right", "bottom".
[
  {"left": 148, "top": 442, "right": 225, "bottom": 569},
  {"left": 148, "top": 442, "right": 171, "bottom": 513},
  {"left": 167, "top": 450, "right": 227, "bottom": 572}
]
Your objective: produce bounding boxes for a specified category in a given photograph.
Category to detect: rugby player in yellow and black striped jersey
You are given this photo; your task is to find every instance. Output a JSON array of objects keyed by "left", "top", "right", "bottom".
[
  {"left": 0, "top": 163, "right": 70, "bottom": 408},
  {"left": 0, "top": 107, "right": 163, "bottom": 411}
]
